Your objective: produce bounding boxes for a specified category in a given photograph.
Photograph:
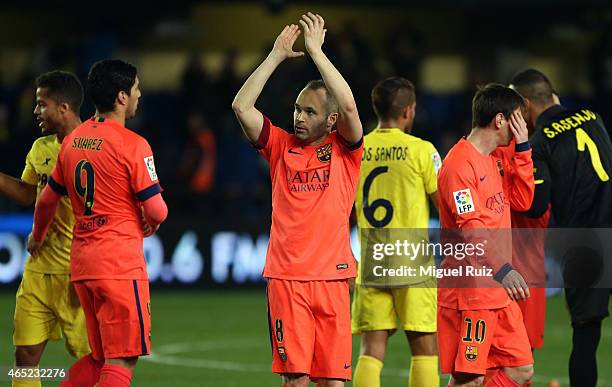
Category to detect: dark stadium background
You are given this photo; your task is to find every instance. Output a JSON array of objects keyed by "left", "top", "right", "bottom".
[{"left": 0, "top": 1, "right": 611, "bottom": 386}]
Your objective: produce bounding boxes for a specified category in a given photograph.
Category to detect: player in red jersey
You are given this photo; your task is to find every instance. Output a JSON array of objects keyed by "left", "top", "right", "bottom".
[
  {"left": 437, "top": 84, "right": 534, "bottom": 386},
  {"left": 28, "top": 59, "right": 168, "bottom": 387},
  {"left": 232, "top": 13, "right": 363, "bottom": 387}
]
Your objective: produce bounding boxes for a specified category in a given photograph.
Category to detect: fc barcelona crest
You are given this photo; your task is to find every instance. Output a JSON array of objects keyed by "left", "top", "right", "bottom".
[
  {"left": 465, "top": 345, "right": 478, "bottom": 361},
  {"left": 316, "top": 143, "right": 332, "bottom": 163},
  {"left": 277, "top": 346, "right": 288, "bottom": 362}
]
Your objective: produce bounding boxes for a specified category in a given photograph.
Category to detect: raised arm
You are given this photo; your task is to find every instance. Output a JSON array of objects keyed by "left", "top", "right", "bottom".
[
  {"left": 232, "top": 25, "right": 304, "bottom": 143},
  {"left": 299, "top": 13, "right": 363, "bottom": 145}
]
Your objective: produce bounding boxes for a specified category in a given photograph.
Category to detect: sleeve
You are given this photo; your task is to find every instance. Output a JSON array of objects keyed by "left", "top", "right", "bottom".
[
  {"left": 336, "top": 131, "right": 363, "bottom": 169},
  {"left": 48, "top": 146, "right": 67, "bottom": 196},
  {"left": 443, "top": 161, "right": 486, "bottom": 228},
  {"left": 21, "top": 144, "right": 38, "bottom": 186},
  {"left": 506, "top": 142, "right": 535, "bottom": 212},
  {"left": 523, "top": 144, "right": 551, "bottom": 218},
  {"left": 421, "top": 142, "right": 440, "bottom": 194},
  {"left": 253, "top": 116, "right": 291, "bottom": 162},
  {"left": 127, "top": 138, "right": 163, "bottom": 202}
]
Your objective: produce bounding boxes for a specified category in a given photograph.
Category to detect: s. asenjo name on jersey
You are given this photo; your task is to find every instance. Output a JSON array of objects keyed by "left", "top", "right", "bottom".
[
  {"left": 454, "top": 188, "right": 475, "bottom": 214},
  {"left": 286, "top": 167, "right": 330, "bottom": 193},
  {"left": 144, "top": 156, "right": 158, "bottom": 181}
]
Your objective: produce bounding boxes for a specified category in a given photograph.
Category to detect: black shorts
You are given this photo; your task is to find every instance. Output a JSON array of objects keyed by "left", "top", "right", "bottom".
[{"left": 565, "top": 288, "right": 612, "bottom": 325}]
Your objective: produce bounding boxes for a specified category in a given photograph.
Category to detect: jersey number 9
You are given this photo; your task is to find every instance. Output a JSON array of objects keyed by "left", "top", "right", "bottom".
[{"left": 75, "top": 160, "right": 96, "bottom": 215}]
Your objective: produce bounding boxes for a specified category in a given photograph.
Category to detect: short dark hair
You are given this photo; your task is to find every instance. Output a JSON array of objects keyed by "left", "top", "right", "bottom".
[
  {"left": 510, "top": 69, "right": 554, "bottom": 106},
  {"left": 304, "top": 79, "right": 338, "bottom": 116},
  {"left": 371, "top": 77, "right": 416, "bottom": 120},
  {"left": 35, "top": 70, "right": 83, "bottom": 113},
  {"left": 472, "top": 83, "right": 525, "bottom": 128},
  {"left": 87, "top": 59, "right": 137, "bottom": 114}
]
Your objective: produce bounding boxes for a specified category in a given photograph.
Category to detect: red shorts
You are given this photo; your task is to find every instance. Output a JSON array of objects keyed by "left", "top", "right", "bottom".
[
  {"left": 517, "top": 288, "right": 546, "bottom": 349},
  {"left": 266, "top": 279, "right": 352, "bottom": 381},
  {"left": 438, "top": 302, "right": 533, "bottom": 375},
  {"left": 73, "top": 279, "right": 151, "bottom": 360}
]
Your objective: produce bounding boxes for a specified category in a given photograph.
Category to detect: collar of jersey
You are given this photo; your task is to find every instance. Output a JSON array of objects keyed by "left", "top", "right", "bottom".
[
  {"left": 373, "top": 127, "right": 403, "bottom": 133},
  {"left": 536, "top": 104, "right": 566, "bottom": 130}
]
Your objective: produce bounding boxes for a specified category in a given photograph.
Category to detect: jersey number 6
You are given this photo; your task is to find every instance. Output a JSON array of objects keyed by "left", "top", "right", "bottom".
[
  {"left": 75, "top": 160, "right": 96, "bottom": 215},
  {"left": 363, "top": 166, "right": 393, "bottom": 227}
]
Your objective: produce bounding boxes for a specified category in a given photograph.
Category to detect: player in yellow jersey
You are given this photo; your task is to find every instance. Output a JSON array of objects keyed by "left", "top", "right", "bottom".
[
  {"left": 352, "top": 77, "right": 440, "bottom": 387},
  {"left": 0, "top": 71, "right": 90, "bottom": 387}
]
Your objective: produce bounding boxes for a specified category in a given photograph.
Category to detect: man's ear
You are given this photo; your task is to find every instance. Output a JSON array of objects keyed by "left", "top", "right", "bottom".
[
  {"left": 494, "top": 113, "right": 505, "bottom": 129},
  {"left": 117, "top": 91, "right": 128, "bottom": 107},
  {"left": 327, "top": 112, "right": 338, "bottom": 130},
  {"left": 58, "top": 102, "right": 70, "bottom": 115}
]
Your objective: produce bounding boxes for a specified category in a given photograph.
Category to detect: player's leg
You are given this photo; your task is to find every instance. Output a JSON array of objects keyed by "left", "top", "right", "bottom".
[
  {"left": 282, "top": 373, "right": 310, "bottom": 387},
  {"left": 97, "top": 357, "right": 138, "bottom": 387},
  {"left": 311, "top": 280, "right": 352, "bottom": 385},
  {"left": 439, "top": 307, "right": 496, "bottom": 387},
  {"left": 351, "top": 285, "right": 395, "bottom": 387},
  {"left": 398, "top": 280, "right": 439, "bottom": 387},
  {"left": 52, "top": 274, "right": 90, "bottom": 359},
  {"left": 92, "top": 279, "right": 152, "bottom": 387},
  {"left": 486, "top": 302, "right": 534, "bottom": 386},
  {"left": 268, "top": 279, "right": 316, "bottom": 386},
  {"left": 60, "top": 281, "right": 104, "bottom": 387},
  {"left": 565, "top": 288, "right": 610, "bottom": 387},
  {"left": 13, "top": 270, "right": 61, "bottom": 387}
]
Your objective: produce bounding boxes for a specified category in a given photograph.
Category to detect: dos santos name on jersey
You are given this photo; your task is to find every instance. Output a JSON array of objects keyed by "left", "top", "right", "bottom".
[
  {"left": 542, "top": 109, "right": 597, "bottom": 139},
  {"left": 72, "top": 137, "right": 104, "bottom": 151},
  {"left": 362, "top": 146, "right": 409, "bottom": 161}
]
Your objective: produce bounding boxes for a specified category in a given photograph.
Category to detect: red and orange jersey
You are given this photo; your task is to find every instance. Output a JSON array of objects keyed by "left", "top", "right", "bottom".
[
  {"left": 256, "top": 116, "right": 363, "bottom": 280},
  {"left": 49, "top": 116, "right": 162, "bottom": 281},
  {"left": 437, "top": 138, "right": 534, "bottom": 310}
]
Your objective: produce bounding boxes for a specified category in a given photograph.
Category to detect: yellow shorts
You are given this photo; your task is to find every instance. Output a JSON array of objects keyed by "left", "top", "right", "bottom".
[
  {"left": 13, "top": 269, "right": 90, "bottom": 358},
  {"left": 351, "top": 278, "right": 437, "bottom": 334}
]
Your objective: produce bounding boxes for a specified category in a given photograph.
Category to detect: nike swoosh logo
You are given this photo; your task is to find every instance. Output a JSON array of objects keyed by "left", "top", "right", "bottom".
[
  {"left": 479, "top": 176, "right": 486, "bottom": 181},
  {"left": 344, "top": 363, "right": 351, "bottom": 369},
  {"left": 288, "top": 149, "right": 302, "bottom": 155}
]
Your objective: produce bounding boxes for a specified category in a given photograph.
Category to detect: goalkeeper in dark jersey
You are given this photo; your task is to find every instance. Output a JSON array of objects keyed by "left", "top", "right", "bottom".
[{"left": 511, "top": 69, "right": 612, "bottom": 387}]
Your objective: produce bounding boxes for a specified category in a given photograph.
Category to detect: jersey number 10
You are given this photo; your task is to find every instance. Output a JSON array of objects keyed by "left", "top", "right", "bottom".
[{"left": 75, "top": 160, "right": 96, "bottom": 215}]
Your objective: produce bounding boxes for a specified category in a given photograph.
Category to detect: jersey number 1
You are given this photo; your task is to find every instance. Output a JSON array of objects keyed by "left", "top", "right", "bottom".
[
  {"left": 75, "top": 160, "right": 95, "bottom": 215},
  {"left": 576, "top": 128, "right": 610, "bottom": 182}
]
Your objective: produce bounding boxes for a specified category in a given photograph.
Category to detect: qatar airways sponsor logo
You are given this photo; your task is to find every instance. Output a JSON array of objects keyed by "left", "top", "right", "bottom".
[
  {"left": 286, "top": 167, "right": 330, "bottom": 192},
  {"left": 486, "top": 192, "right": 509, "bottom": 214}
]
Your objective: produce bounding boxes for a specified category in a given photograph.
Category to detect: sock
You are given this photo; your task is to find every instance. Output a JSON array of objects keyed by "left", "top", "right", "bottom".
[
  {"left": 569, "top": 320, "right": 601, "bottom": 387},
  {"left": 353, "top": 355, "right": 383, "bottom": 387},
  {"left": 11, "top": 367, "right": 41, "bottom": 387},
  {"left": 485, "top": 370, "right": 520, "bottom": 387},
  {"left": 409, "top": 355, "right": 439, "bottom": 387},
  {"left": 97, "top": 364, "right": 132, "bottom": 387},
  {"left": 59, "top": 354, "right": 103, "bottom": 387}
]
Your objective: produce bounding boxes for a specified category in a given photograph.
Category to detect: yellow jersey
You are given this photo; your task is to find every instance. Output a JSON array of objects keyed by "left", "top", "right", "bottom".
[
  {"left": 21, "top": 134, "right": 74, "bottom": 273},
  {"left": 355, "top": 128, "right": 440, "bottom": 286}
]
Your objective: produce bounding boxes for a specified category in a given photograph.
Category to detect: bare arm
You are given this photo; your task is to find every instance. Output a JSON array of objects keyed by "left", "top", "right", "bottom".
[
  {"left": 299, "top": 13, "right": 363, "bottom": 145},
  {"left": 27, "top": 185, "right": 61, "bottom": 255},
  {"left": 428, "top": 191, "right": 439, "bottom": 212},
  {"left": 0, "top": 172, "right": 36, "bottom": 206},
  {"left": 232, "top": 25, "right": 304, "bottom": 143}
]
